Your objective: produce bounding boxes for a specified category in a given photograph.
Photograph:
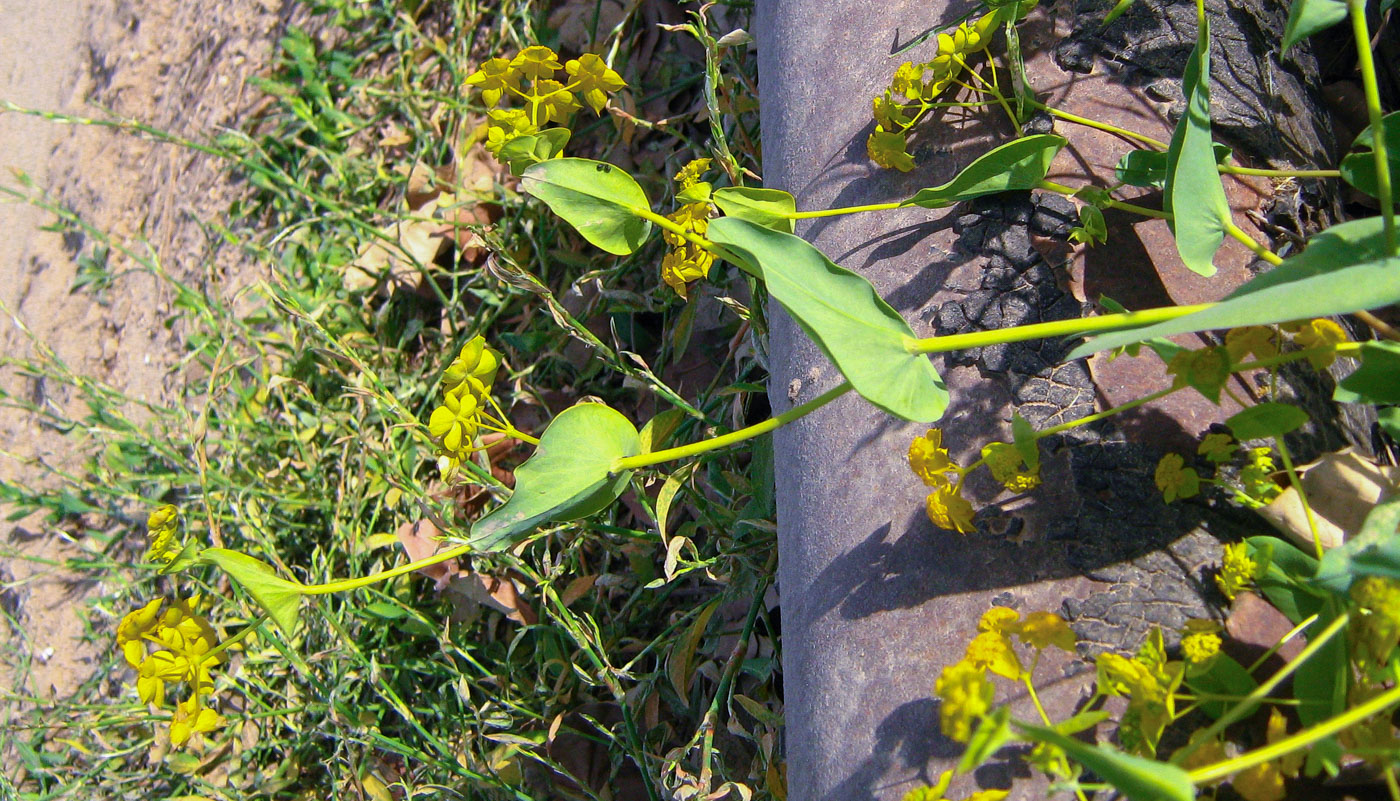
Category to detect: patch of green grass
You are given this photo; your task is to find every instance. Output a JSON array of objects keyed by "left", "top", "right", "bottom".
[{"left": 2, "top": 1, "right": 777, "bottom": 799}]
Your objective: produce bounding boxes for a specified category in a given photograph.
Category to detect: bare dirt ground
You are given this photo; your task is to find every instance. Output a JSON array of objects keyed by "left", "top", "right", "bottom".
[{"left": 0, "top": 0, "right": 291, "bottom": 753}]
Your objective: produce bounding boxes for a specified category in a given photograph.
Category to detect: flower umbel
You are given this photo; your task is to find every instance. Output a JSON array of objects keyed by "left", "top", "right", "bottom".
[
  {"left": 935, "top": 660, "right": 995, "bottom": 742},
  {"left": 117, "top": 595, "right": 226, "bottom": 748},
  {"left": 926, "top": 483, "right": 975, "bottom": 534},
  {"left": 909, "top": 429, "right": 959, "bottom": 487},
  {"left": 145, "top": 504, "right": 183, "bottom": 564}
]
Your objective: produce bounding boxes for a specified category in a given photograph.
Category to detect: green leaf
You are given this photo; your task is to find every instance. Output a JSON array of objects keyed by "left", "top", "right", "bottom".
[
  {"left": 656, "top": 463, "right": 695, "bottom": 540},
  {"left": 712, "top": 187, "right": 796, "bottom": 233},
  {"left": 958, "top": 706, "right": 1011, "bottom": 774},
  {"left": 707, "top": 217, "right": 948, "bottom": 421},
  {"left": 1068, "top": 204, "right": 1108, "bottom": 245},
  {"left": 1282, "top": 0, "right": 1348, "bottom": 51},
  {"left": 498, "top": 128, "right": 571, "bottom": 175},
  {"left": 1313, "top": 494, "right": 1400, "bottom": 594},
  {"left": 1226, "top": 402, "right": 1309, "bottom": 441},
  {"left": 1011, "top": 412, "right": 1040, "bottom": 471},
  {"left": 158, "top": 541, "right": 203, "bottom": 576},
  {"left": 1248, "top": 536, "right": 1325, "bottom": 624},
  {"left": 1185, "top": 654, "right": 1257, "bottom": 718},
  {"left": 200, "top": 548, "right": 303, "bottom": 636},
  {"left": 469, "top": 403, "right": 642, "bottom": 552},
  {"left": 1116, "top": 144, "right": 1231, "bottom": 188},
  {"left": 1335, "top": 341, "right": 1400, "bottom": 404},
  {"left": 1013, "top": 722, "right": 1195, "bottom": 801},
  {"left": 1340, "top": 111, "right": 1400, "bottom": 204},
  {"left": 521, "top": 158, "right": 653, "bottom": 255},
  {"left": 1162, "top": 13, "right": 1230, "bottom": 277},
  {"left": 639, "top": 408, "right": 688, "bottom": 453},
  {"left": 1293, "top": 599, "right": 1348, "bottom": 729},
  {"left": 1069, "top": 216, "right": 1400, "bottom": 359},
  {"left": 903, "top": 134, "right": 1066, "bottom": 209}
]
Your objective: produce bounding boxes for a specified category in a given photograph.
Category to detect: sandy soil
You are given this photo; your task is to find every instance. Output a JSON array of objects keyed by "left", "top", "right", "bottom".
[{"left": 0, "top": 0, "right": 291, "bottom": 760}]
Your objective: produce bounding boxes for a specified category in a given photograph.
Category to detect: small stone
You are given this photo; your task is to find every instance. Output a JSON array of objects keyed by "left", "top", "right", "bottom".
[{"left": 1055, "top": 39, "right": 1095, "bottom": 74}]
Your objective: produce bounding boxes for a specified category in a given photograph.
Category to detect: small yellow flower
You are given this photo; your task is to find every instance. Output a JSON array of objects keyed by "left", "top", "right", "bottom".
[
  {"left": 145, "top": 504, "right": 182, "bottom": 564},
  {"left": 1267, "top": 707, "right": 1303, "bottom": 776},
  {"left": 977, "top": 606, "right": 1020, "bottom": 634},
  {"left": 443, "top": 335, "right": 500, "bottom": 391},
  {"left": 1197, "top": 432, "right": 1235, "bottom": 463},
  {"left": 908, "top": 429, "right": 958, "bottom": 487},
  {"left": 1239, "top": 447, "right": 1280, "bottom": 503},
  {"left": 872, "top": 93, "right": 912, "bottom": 131},
  {"left": 1180, "top": 619, "right": 1222, "bottom": 671},
  {"left": 661, "top": 246, "right": 714, "bottom": 298},
  {"left": 533, "top": 79, "right": 582, "bottom": 124},
  {"left": 428, "top": 388, "right": 482, "bottom": 458},
  {"left": 934, "top": 660, "right": 994, "bottom": 742},
  {"left": 564, "top": 53, "right": 626, "bottom": 114},
  {"left": 1172, "top": 731, "right": 1228, "bottom": 781},
  {"left": 867, "top": 128, "right": 915, "bottom": 172},
  {"left": 1224, "top": 325, "right": 1278, "bottom": 364},
  {"left": 1154, "top": 453, "right": 1200, "bottom": 503},
  {"left": 510, "top": 45, "right": 562, "bottom": 81},
  {"left": 901, "top": 770, "right": 953, "bottom": 801},
  {"left": 1291, "top": 318, "right": 1348, "bottom": 369},
  {"left": 1216, "top": 541, "right": 1260, "bottom": 601},
  {"left": 1013, "top": 611, "right": 1075, "bottom": 651},
  {"left": 980, "top": 442, "right": 1040, "bottom": 493},
  {"left": 663, "top": 202, "right": 712, "bottom": 246},
  {"left": 926, "top": 483, "right": 975, "bottom": 534},
  {"left": 170, "top": 696, "right": 225, "bottom": 748},
  {"left": 889, "top": 61, "right": 925, "bottom": 100},
  {"left": 465, "top": 57, "right": 521, "bottom": 107},
  {"left": 964, "top": 630, "right": 1022, "bottom": 680},
  {"left": 674, "top": 158, "right": 713, "bottom": 191}
]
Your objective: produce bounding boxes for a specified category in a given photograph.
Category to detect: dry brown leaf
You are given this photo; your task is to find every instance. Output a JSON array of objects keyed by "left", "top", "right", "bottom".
[
  {"left": 559, "top": 574, "right": 598, "bottom": 607},
  {"left": 393, "top": 518, "right": 459, "bottom": 589},
  {"left": 443, "top": 573, "right": 537, "bottom": 625},
  {"left": 548, "top": 0, "right": 631, "bottom": 54},
  {"left": 1257, "top": 448, "right": 1400, "bottom": 551}
]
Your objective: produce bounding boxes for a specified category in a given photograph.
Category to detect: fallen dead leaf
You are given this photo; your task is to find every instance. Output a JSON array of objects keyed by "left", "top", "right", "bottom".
[{"left": 1257, "top": 447, "right": 1400, "bottom": 551}]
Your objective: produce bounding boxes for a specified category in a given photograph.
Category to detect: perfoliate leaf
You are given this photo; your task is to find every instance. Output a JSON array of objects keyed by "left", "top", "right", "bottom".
[
  {"left": 1339, "top": 111, "right": 1400, "bottom": 205},
  {"left": 1282, "top": 0, "right": 1348, "bottom": 51},
  {"left": 1226, "top": 402, "right": 1309, "bottom": 441},
  {"left": 1069, "top": 217, "right": 1400, "bottom": 358},
  {"left": 904, "top": 135, "right": 1066, "bottom": 208},
  {"left": 1163, "top": 12, "right": 1229, "bottom": 277},
  {"left": 712, "top": 187, "right": 796, "bottom": 233},
  {"left": 1115, "top": 143, "right": 1231, "bottom": 188},
  {"left": 1013, "top": 722, "right": 1195, "bottom": 801},
  {"left": 498, "top": 128, "right": 571, "bottom": 175},
  {"left": 1011, "top": 413, "right": 1039, "bottom": 471},
  {"left": 200, "top": 548, "right": 303, "bottom": 636},
  {"left": 708, "top": 217, "right": 948, "bottom": 422},
  {"left": 521, "top": 158, "right": 653, "bottom": 255},
  {"left": 469, "top": 403, "right": 641, "bottom": 551}
]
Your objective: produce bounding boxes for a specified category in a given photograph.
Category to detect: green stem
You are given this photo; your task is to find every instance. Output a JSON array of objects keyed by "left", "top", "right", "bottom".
[
  {"left": 906, "top": 303, "right": 1212, "bottom": 354},
  {"left": 630, "top": 205, "right": 716, "bottom": 250},
  {"left": 1349, "top": 0, "right": 1396, "bottom": 255},
  {"left": 1023, "top": 97, "right": 1169, "bottom": 149},
  {"left": 1274, "top": 436, "right": 1323, "bottom": 561},
  {"left": 613, "top": 381, "right": 853, "bottom": 472},
  {"left": 1172, "top": 612, "right": 1346, "bottom": 765},
  {"left": 1189, "top": 649, "right": 1400, "bottom": 786},
  {"left": 1037, "top": 385, "right": 1179, "bottom": 438},
  {"left": 1217, "top": 165, "right": 1341, "bottom": 179},
  {"left": 1038, "top": 180, "right": 1169, "bottom": 219},
  {"left": 200, "top": 614, "right": 271, "bottom": 664},
  {"left": 1224, "top": 221, "right": 1283, "bottom": 266},
  {"left": 787, "top": 201, "right": 908, "bottom": 219},
  {"left": 300, "top": 542, "right": 473, "bottom": 595}
]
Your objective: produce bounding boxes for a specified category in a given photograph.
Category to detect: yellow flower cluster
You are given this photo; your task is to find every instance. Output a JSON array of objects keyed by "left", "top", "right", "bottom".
[
  {"left": 117, "top": 595, "right": 226, "bottom": 748},
  {"left": 1349, "top": 575, "right": 1400, "bottom": 671},
  {"left": 145, "top": 504, "right": 182, "bottom": 564},
  {"left": 900, "top": 769, "right": 1009, "bottom": 801},
  {"left": 466, "top": 46, "right": 626, "bottom": 158},
  {"left": 1180, "top": 619, "right": 1222, "bottom": 672},
  {"left": 1095, "top": 645, "right": 1182, "bottom": 757},
  {"left": 934, "top": 608, "right": 1075, "bottom": 742},
  {"left": 427, "top": 335, "right": 503, "bottom": 470},
  {"left": 908, "top": 429, "right": 1042, "bottom": 534},
  {"left": 1232, "top": 709, "right": 1303, "bottom": 801},
  {"left": 660, "top": 158, "right": 715, "bottom": 298},
  {"left": 867, "top": 10, "right": 1005, "bottom": 172},
  {"left": 1216, "top": 541, "right": 1264, "bottom": 601}
]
